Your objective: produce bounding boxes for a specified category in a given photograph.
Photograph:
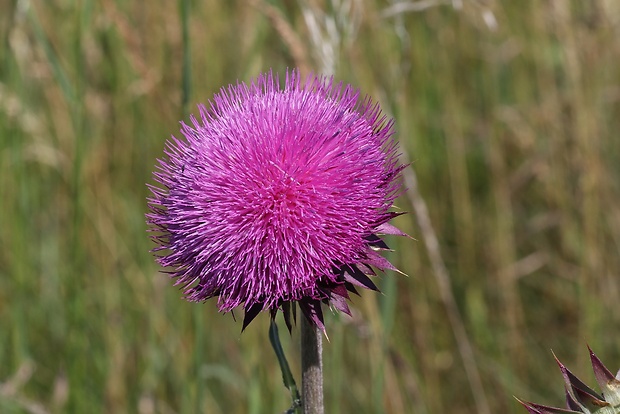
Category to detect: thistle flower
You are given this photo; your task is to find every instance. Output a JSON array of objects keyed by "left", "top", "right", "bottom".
[
  {"left": 147, "top": 69, "right": 405, "bottom": 331},
  {"left": 519, "top": 347, "right": 620, "bottom": 414}
]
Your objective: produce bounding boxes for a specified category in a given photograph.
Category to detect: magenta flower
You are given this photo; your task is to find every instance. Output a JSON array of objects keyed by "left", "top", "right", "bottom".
[{"left": 147, "top": 69, "right": 405, "bottom": 331}]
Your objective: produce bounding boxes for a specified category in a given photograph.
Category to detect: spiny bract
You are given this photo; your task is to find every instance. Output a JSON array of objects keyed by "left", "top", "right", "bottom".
[{"left": 519, "top": 347, "right": 620, "bottom": 414}]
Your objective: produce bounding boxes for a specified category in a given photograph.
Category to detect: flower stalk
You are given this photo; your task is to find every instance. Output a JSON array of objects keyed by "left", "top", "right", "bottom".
[{"left": 301, "top": 316, "right": 323, "bottom": 414}]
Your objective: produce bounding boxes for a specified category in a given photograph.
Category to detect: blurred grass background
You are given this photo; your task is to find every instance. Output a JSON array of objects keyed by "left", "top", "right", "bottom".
[{"left": 1, "top": 0, "right": 620, "bottom": 413}]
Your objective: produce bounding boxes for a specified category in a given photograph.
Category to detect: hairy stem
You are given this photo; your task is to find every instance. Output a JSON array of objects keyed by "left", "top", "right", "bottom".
[{"left": 301, "top": 317, "right": 323, "bottom": 414}]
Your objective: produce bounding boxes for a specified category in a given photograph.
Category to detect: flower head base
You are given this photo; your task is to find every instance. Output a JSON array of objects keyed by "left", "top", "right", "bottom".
[
  {"left": 147, "top": 69, "right": 405, "bottom": 331},
  {"left": 519, "top": 347, "right": 620, "bottom": 414}
]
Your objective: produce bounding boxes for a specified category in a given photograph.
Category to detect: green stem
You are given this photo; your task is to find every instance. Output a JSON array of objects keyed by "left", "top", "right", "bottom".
[
  {"left": 269, "top": 320, "right": 302, "bottom": 413},
  {"left": 180, "top": 0, "right": 191, "bottom": 117}
]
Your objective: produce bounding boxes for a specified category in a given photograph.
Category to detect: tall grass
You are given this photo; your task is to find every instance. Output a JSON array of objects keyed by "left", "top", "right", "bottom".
[{"left": 1, "top": 1, "right": 619, "bottom": 413}]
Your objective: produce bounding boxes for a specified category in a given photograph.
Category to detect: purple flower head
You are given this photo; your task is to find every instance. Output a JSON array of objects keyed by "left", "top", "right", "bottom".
[{"left": 147, "top": 69, "right": 406, "bottom": 331}]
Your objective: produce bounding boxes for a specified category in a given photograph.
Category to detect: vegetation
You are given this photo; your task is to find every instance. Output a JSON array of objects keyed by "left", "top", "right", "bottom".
[{"left": 1, "top": 1, "right": 619, "bottom": 412}]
